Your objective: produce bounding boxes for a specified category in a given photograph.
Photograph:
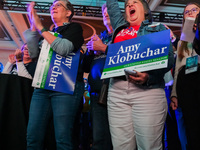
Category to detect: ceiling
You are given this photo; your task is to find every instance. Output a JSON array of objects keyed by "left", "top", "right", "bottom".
[{"left": 0, "top": 0, "right": 199, "bottom": 52}]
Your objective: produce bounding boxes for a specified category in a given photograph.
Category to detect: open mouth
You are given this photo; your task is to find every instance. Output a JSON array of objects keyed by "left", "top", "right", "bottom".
[{"left": 130, "top": 9, "right": 135, "bottom": 15}]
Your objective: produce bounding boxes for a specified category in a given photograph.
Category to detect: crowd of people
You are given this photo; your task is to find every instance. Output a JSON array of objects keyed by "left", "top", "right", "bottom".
[{"left": 1, "top": 0, "right": 200, "bottom": 149}]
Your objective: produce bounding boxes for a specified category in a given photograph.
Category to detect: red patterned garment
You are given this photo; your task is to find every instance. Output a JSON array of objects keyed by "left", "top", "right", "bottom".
[{"left": 114, "top": 25, "right": 140, "bottom": 43}]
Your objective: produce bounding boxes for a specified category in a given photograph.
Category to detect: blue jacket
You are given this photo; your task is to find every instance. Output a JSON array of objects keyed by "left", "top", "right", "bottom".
[{"left": 106, "top": 0, "right": 174, "bottom": 88}]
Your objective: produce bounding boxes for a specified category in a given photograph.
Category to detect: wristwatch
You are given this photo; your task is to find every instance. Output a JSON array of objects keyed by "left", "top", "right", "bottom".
[{"left": 39, "top": 27, "right": 48, "bottom": 35}]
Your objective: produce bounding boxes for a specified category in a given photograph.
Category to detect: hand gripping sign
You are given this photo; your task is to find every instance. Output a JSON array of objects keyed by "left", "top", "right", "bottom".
[{"left": 101, "top": 30, "right": 170, "bottom": 79}]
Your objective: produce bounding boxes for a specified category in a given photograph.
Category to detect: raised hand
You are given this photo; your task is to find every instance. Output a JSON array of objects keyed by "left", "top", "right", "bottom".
[
  {"left": 8, "top": 54, "right": 16, "bottom": 64},
  {"left": 27, "top": 1, "right": 43, "bottom": 31},
  {"left": 86, "top": 34, "right": 107, "bottom": 53},
  {"left": 14, "top": 48, "right": 23, "bottom": 62}
]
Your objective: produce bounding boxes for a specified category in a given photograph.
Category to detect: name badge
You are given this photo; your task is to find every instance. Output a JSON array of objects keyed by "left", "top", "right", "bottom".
[{"left": 185, "top": 55, "right": 198, "bottom": 74}]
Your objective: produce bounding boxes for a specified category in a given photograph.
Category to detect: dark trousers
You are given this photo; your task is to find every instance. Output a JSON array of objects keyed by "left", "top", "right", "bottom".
[
  {"left": 164, "top": 86, "right": 181, "bottom": 150},
  {"left": 90, "top": 93, "right": 112, "bottom": 150},
  {"left": 177, "top": 66, "right": 200, "bottom": 150}
]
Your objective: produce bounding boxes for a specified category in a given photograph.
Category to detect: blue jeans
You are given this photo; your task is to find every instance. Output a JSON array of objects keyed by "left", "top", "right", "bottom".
[
  {"left": 175, "top": 107, "right": 188, "bottom": 150},
  {"left": 27, "top": 81, "right": 84, "bottom": 150},
  {"left": 90, "top": 93, "right": 112, "bottom": 150}
]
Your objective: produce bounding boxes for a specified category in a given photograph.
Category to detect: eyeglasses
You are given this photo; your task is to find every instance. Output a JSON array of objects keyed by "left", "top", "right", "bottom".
[
  {"left": 184, "top": 7, "right": 199, "bottom": 15},
  {"left": 21, "top": 47, "right": 28, "bottom": 52},
  {"left": 50, "top": 2, "right": 68, "bottom": 11}
]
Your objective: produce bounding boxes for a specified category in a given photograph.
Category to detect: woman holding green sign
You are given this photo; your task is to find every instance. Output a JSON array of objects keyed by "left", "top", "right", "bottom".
[
  {"left": 105, "top": 0, "right": 174, "bottom": 149},
  {"left": 23, "top": 0, "right": 84, "bottom": 149}
]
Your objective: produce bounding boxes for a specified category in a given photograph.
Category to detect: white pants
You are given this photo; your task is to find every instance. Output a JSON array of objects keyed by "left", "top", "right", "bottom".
[{"left": 107, "top": 78, "right": 168, "bottom": 150}]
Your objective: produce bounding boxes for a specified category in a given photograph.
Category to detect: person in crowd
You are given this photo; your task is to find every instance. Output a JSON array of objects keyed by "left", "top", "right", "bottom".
[
  {"left": 193, "top": 12, "right": 200, "bottom": 53},
  {"left": 3, "top": 54, "right": 17, "bottom": 75},
  {"left": 105, "top": 0, "right": 174, "bottom": 149},
  {"left": 162, "top": 25, "right": 187, "bottom": 150},
  {"left": 163, "top": 26, "right": 188, "bottom": 150},
  {"left": 82, "top": 3, "right": 113, "bottom": 150},
  {"left": 23, "top": 0, "right": 84, "bottom": 149},
  {"left": 170, "top": 2, "right": 200, "bottom": 150},
  {"left": 2, "top": 43, "right": 36, "bottom": 79}
]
